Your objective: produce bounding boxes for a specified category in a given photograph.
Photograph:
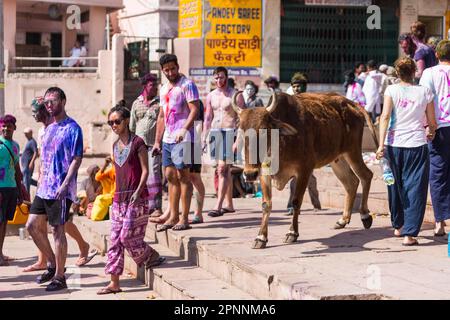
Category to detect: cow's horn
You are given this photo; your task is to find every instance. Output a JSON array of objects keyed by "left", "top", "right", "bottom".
[
  {"left": 265, "top": 92, "right": 278, "bottom": 114},
  {"left": 231, "top": 91, "right": 242, "bottom": 115}
]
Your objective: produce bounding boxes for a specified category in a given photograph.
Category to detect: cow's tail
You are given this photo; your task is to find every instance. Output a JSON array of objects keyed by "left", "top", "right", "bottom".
[{"left": 361, "top": 107, "right": 379, "bottom": 149}]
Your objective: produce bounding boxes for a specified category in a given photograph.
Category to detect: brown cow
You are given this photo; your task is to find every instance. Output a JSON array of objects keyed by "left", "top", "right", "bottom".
[{"left": 232, "top": 91, "right": 378, "bottom": 249}]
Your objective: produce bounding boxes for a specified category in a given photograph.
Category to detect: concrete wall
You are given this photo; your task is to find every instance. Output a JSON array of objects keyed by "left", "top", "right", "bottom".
[
  {"left": 400, "top": 0, "right": 448, "bottom": 34},
  {"left": 4, "top": 50, "right": 116, "bottom": 154}
]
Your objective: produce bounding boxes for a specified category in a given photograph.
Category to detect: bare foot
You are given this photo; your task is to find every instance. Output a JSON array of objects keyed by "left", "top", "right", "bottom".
[{"left": 394, "top": 229, "right": 401, "bottom": 237}]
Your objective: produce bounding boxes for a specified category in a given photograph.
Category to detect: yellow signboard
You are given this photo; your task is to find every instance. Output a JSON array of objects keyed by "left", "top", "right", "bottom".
[
  {"left": 204, "top": 0, "right": 262, "bottom": 67},
  {"left": 179, "top": 0, "right": 203, "bottom": 38}
]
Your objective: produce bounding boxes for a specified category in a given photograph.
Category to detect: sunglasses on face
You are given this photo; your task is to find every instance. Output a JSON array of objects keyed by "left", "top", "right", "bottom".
[
  {"left": 107, "top": 119, "right": 124, "bottom": 127},
  {"left": 44, "top": 99, "right": 59, "bottom": 106}
]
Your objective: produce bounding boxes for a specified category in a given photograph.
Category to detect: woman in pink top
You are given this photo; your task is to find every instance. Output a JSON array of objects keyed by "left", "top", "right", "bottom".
[{"left": 98, "top": 101, "right": 164, "bottom": 295}]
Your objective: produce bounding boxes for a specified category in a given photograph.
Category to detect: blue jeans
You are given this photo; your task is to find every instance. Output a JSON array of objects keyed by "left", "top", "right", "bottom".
[
  {"left": 21, "top": 167, "right": 33, "bottom": 194},
  {"left": 428, "top": 126, "right": 450, "bottom": 222},
  {"left": 385, "top": 144, "right": 429, "bottom": 237}
]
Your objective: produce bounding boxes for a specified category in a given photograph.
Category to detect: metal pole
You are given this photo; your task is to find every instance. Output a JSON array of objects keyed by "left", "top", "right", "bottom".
[
  {"left": 106, "top": 14, "right": 110, "bottom": 51},
  {"left": 0, "top": 0, "right": 4, "bottom": 116}
]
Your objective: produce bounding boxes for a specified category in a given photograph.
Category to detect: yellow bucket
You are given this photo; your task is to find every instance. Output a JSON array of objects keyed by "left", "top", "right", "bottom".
[{"left": 8, "top": 204, "right": 29, "bottom": 225}]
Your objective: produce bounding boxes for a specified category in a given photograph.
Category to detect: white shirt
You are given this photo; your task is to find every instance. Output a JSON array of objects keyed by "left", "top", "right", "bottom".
[
  {"left": 346, "top": 82, "right": 366, "bottom": 107},
  {"left": 384, "top": 83, "right": 433, "bottom": 148},
  {"left": 419, "top": 64, "right": 450, "bottom": 129},
  {"left": 362, "top": 70, "right": 383, "bottom": 113}
]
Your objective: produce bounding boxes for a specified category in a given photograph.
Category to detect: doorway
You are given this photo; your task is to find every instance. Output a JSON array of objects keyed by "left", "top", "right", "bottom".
[{"left": 50, "top": 33, "right": 62, "bottom": 67}]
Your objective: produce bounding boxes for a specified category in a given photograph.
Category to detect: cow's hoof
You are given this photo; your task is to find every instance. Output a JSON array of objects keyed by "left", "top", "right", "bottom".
[
  {"left": 334, "top": 220, "right": 348, "bottom": 229},
  {"left": 361, "top": 215, "right": 373, "bottom": 229},
  {"left": 252, "top": 238, "right": 267, "bottom": 249},
  {"left": 284, "top": 232, "right": 299, "bottom": 244}
]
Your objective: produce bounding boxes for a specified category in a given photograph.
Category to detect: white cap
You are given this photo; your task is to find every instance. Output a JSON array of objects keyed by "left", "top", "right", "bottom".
[
  {"left": 379, "top": 64, "right": 389, "bottom": 73},
  {"left": 23, "top": 127, "right": 32, "bottom": 134}
]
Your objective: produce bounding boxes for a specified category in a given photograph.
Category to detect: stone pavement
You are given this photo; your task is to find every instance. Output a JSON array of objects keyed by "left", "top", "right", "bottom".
[
  {"left": 3, "top": 166, "right": 450, "bottom": 300},
  {"left": 71, "top": 194, "right": 450, "bottom": 300},
  {"left": 0, "top": 235, "right": 160, "bottom": 300}
]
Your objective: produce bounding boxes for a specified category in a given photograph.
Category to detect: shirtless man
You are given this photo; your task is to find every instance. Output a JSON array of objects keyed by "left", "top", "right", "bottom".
[{"left": 203, "top": 67, "right": 237, "bottom": 217}]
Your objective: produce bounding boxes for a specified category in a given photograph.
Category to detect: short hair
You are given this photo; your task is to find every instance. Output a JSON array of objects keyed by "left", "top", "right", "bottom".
[
  {"left": 290, "top": 72, "right": 308, "bottom": 85},
  {"left": 244, "top": 80, "right": 259, "bottom": 95},
  {"left": 31, "top": 96, "right": 45, "bottom": 112},
  {"left": 108, "top": 100, "right": 130, "bottom": 119},
  {"left": 227, "top": 78, "right": 235, "bottom": 89},
  {"left": 0, "top": 114, "right": 17, "bottom": 127},
  {"left": 140, "top": 73, "right": 157, "bottom": 86},
  {"left": 264, "top": 76, "right": 279, "bottom": 87},
  {"left": 213, "top": 67, "right": 228, "bottom": 78},
  {"left": 398, "top": 33, "right": 417, "bottom": 56},
  {"left": 436, "top": 40, "right": 450, "bottom": 61},
  {"left": 366, "top": 60, "right": 377, "bottom": 69},
  {"left": 411, "top": 21, "right": 426, "bottom": 41},
  {"left": 159, "top": 54, "right": 178, "bottom": 67},
  {"left": 45, "top": 87, "right": 66, "bottom": 101},
  {"left": 394, "top": 57, "right": 417, "bottom": 83}
]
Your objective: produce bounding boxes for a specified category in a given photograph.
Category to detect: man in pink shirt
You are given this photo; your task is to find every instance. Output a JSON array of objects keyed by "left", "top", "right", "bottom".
[{"left": 152, "top": 54, "right": 199, "bottom": 231}]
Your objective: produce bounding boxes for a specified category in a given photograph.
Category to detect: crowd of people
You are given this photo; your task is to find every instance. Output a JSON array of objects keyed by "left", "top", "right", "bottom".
[{"left": 1, "top": 19, "right": 450, "bottom": 293}]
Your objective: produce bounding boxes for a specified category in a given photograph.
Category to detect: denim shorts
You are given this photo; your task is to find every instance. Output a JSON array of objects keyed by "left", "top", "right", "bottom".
[
  {"left": 162, "top": 142, "right": 192, "bottom": 170},
  {"left": 209, "top": 129, "right": 236, "bottom": 163}
]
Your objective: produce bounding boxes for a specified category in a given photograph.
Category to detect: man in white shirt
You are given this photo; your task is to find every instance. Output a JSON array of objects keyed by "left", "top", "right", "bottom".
[
  {"left": 362, "top": 60, "right": 383, "bottom": 122},
  {"left": 419, "top": 40, "right": 450, "bottom": 236},
  {"left": 63, "top": 41, "right": 87, "bottom": 67}
]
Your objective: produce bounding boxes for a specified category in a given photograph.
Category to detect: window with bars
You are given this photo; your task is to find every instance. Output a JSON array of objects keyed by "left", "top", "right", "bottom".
[{"left": 280, "top": 0, "right": 399, "bottom": 84}]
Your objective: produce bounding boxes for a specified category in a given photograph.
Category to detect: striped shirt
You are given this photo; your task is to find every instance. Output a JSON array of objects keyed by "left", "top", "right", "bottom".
[{"left": 129, "top": 95, "right": 160, "bottom": 147}]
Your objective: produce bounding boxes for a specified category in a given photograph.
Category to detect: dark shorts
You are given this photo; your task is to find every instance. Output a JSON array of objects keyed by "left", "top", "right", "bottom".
[
  {"left": 30, "top": 196, "right": 73, "bottom": 226},
  {"left": 190, "top": 164, "right": 202, "bottom": 173},
  {"left": 0, "top": 187, "right": 18, "bottom": 223},
  {"left": 162, "top": 142, "right": 193, "bottom": 170},
  {"left": 209, "top": 129, "right": 236, "bottom": 163}
]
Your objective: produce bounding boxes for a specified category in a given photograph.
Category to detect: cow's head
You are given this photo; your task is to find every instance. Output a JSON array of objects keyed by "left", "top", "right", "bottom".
[{"left": 232, "top": 91, "right": 298, "bottom": 182}]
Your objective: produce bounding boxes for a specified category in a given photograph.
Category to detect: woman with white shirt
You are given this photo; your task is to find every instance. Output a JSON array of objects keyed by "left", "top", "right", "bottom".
[{"left": 376, "top": 57, "right": 437, "bottom": 246}]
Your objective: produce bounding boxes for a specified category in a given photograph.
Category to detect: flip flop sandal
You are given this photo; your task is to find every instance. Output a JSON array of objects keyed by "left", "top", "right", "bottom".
[
  {"left": 189, "top": 216, "right": 203, "bottom": 224},
  {"left": 156, "top": 224, "right": 174, "bottom": 232},
  {"left": 145, "top": 256, "right": 166, "bottom": 269},
  {"left": 23, "top": 264, "right": 48, "bottom": 272},
  {"left": 149, "top": 217, "right": 167, "bottom": 224},
  {"left": 97, "top": 287, "right": 123, "bottom": 295},
  {"left": 172, "top": 224, "right": 192, "bottom": 231},
  {"left": 76, "top": 249, "right": 98, "bottom": 267},
  {"left": 402, "top": 239, "right": 419, "bottom": 246},
  {"left": 220, "top": 208, "right": 235, "bottom": 214},
  {"left": 149, "top": 210, "right": 163, "bottom": 218},
  {"left": 208, "top": 210, "right": 223, "bottom": 217}
]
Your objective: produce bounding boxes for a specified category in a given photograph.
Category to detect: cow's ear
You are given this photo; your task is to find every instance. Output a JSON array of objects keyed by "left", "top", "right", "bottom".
[{"left": 272, "top": 119, "right": 298, "bottom": 136}]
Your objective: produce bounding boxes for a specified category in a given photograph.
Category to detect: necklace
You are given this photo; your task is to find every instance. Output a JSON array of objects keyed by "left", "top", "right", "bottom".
[{"left": 118, "top": 133, "right": 132, "bottom": 153}]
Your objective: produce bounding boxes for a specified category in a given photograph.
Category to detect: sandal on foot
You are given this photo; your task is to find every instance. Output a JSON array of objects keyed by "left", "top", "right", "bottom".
[
  {"left": 145, "top": 255, "right": 166, "bottom": 269},
  {"left": 172, "top": 224, "right": 192, "bottom": 231},
  {"left": 208, "top": 210, "right": 223, "bottom": 217},
  {"left": 149, "top": 210, "right": 163, "bottom": 218},
  {"left": 97, "top": 287, "right": 122, "bottom": 295},
  {"left": 434, "top": 229, "right": 446, "bottom": 237},
  {"left": 156, "top": 224, "right": 174, "bottom": 232},
  {"left": 189, "top": 216, "right": 203, "bottom": 224},
  {"left": 220, "top": 208, "right": 235, "bottom": 214},
  {"left": 36, "top": 267, "right": 56, "bottom": 284},
  {"left": 45, "top": 277, "right": 67, "bottom": 292},
  {"left": 23, "top": 264, "right": 47, "bottom": 272},
  {"left": 149, "top": 217, "right": 167, "bottom": 224},
  {"left": 76, "top": 249, "right": 98, "bottom": 267},
  {"left": 402, "top": 239, "right": 419, "bottom": 246}
]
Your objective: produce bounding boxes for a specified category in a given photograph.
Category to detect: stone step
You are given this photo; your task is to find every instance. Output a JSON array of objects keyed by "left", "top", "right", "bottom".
[{"left": 73, "top": 216, "right": 255, "bottom": 300}]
